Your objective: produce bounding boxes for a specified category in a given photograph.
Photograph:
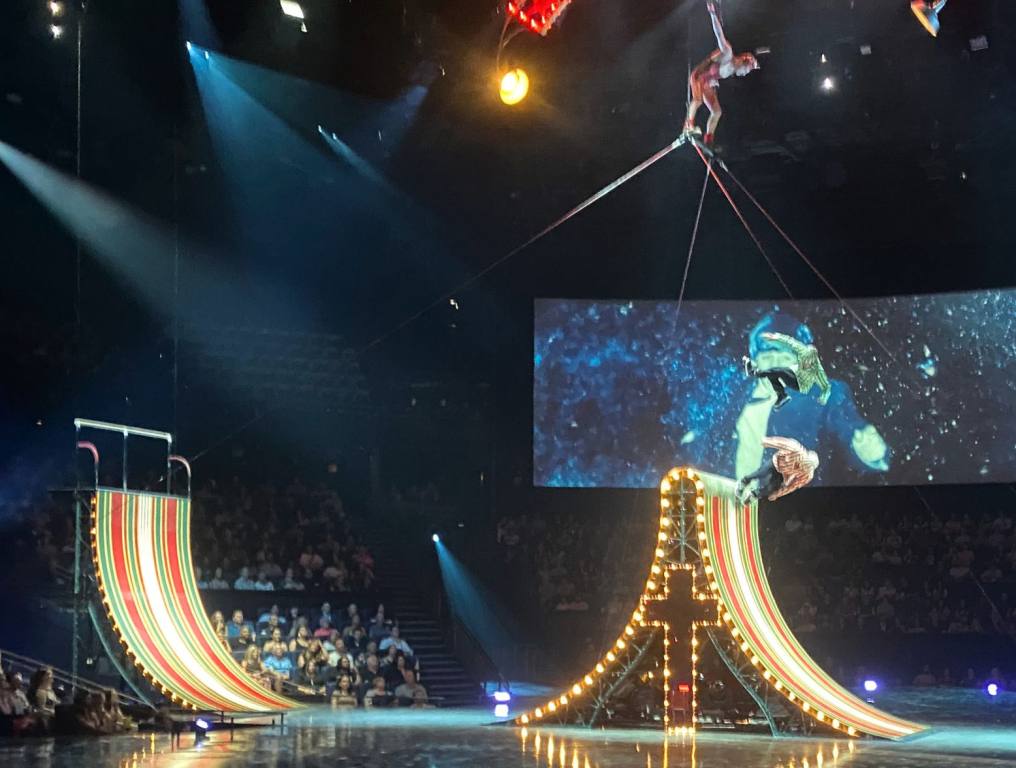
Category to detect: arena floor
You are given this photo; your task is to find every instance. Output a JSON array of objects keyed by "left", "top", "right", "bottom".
[{"left": 3, "top": 687, "right": 1015, "bottom": 767}]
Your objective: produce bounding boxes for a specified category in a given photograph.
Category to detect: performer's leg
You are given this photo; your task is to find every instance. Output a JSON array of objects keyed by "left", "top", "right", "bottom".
[
  {"left": 736, "top": 462, "right": 773, "bottom": 501},
  {"left": 760, "top": 368, "right": 800, "bottom": 409},
  {"left": 702, "top": 88, "right": 721, "bottom": 145},
  {"left": 755, "top": 468, "right": 785, "bottom": 500},
  {"left": 685, "top": 77, "right": 704, "bottom": 134}
]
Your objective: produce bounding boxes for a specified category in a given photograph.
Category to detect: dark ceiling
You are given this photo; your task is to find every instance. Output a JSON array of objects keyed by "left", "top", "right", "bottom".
[{"left": 0, "top": 0, "right": 1014, "bottom": 462}]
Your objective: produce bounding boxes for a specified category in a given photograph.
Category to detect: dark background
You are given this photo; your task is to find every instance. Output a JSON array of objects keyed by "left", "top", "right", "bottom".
[{"left": 0, "top": 0, "right": 1014, "bottom": 522}]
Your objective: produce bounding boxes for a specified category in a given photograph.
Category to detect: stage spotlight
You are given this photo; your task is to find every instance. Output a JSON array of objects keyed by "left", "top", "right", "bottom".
[
  {"left": 49, "top": 1, "right": 64, "bottom": 17},
  {"left": 987, "top": 682, "right": 999, "bottom": 697},
  {"left": 49, "top": 24, "right": 63, "bottom": 39},
  {"left": 821, "top": 77, "right": 835, "bottom": 92},
  {"left": 280, "top": 1, "right": 304, "bottom": 19},
  {"left": 194, "top": 718, "right": 210, "bottom": 730},
  {"left": 432, "top": 533, "right": 440, "bottom": 543},
  {"left": 203, "top": 50, "right": 210, "bottom": 60},
  {"left": 499, "top": 68, "right": 529, "bottom": 106},
  {"left": 185, "top": 41, "right": 193, "bottom": 52},
  {"left": 493, "top": 690, "right": 512, "bottom": 703},
  {"left": 494, "top": 703, "right": 509, "bottom": 717},
  {"left": 863, "top": 679, "right": 878, "bottom": 693}
]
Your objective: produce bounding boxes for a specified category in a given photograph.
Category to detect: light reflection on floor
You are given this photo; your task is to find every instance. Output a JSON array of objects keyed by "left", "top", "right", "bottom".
[{"left": 1, "top": 688, "right": 1015, "bottom": 767}]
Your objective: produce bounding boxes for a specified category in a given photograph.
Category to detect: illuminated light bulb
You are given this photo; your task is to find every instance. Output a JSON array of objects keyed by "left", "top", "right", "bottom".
[
  {"left": 701, "top": 548, "right": 710, "bottom": 558},
  {"left": 584, "top": 675, "right": 593, "bottom": 685},
  {"left": 559, "top": 694, "right": 568, "bottom": 705},
  {"left": 762, "top": 670, "right": 771, "bottom": 679},
  {"left": 774, "top": 680, "right": 783, "bottom": 690},
  {"left": 632, "top": 610, "right": 643, "bottom": 622},
  {"left": 663, "top": 669, "right": 671, "bottom": 677},
  {"left": 691, "top": 637, "right": 698, "bottom": 647},
  {"left": 547, "top": 701, "right": 557, "bottom": 712},
  {"left": 521, "top": 714, "right": 529, "bottom": 724},
  {"left": 710, "top": 580, "right": 719, "bottom": 591},
  {"left": 518, "top": 10, "right": 527, "bottom": 20},
  {"left": 646, "top": 580, "right": 657, "bottom": 590},
  {"left": 660, "top": 516, "right": 671, "bottom": 526},
  {"left": 615, "top": 639, "right": 626, "bottom": 650},
  {"left": 847, "top": 727, "right": 856, "bottom": 737},
  {"left": 572, "top": 684, "right": 582, "bottom": 695},
  {"left": 697, "top": 532, "right": 707, "bottom": 540},
  {"left": 696, "top": 514, "right": 705, "bottom": 523},
  {"left": 694, "top": 481, "right": 704, "bottom": 491},
  {"left": 507, "top": 1, "right": 516, "bottom": 12},
  {"left": 655, "top": 548, "right": 665, "bottom": 557},
  {"left": 695, "top": 497, "right": 705, "bottom": 506},
  {"left": 535, "top": 707, "right": 543, "bottom": 717},
  {"left": 691, "top": 654, "right": 698, "bottom": 662},
  {"left": 651, "top": 564, "right": 661, "bottom": 574},
  {"left": 499, "top": 68, "right": 530, "bottom": 105},
  {"left": 816, "top": 711, "right": 825, "bottom": 721},
  {"left": 596, "top": 663, "right": 605, "bottom": 673},
  {"left": 660, "top": 479, "right": 672, "bottom": 492},
  {"left": 788, "top": 691, "right": 795, "bottom": 701},
  {"left": 750, "top": 655, "right": 760, "bottom": 665},
  {"left": 661, "top": 498, "right": 671, "bottom": 508},
  {"left": 722, "top": 611, "right": 731, "bottom": 622},
  {"left": 625, "top": 625, "right": 635, "bottom": 636},
  {"left": 802, "top": 702, "right": 810, "bottom": 712},
  {"left": 606, "top": 652, "right": 616, "bottom": 662},
  {"left": 832, "top": 719, "right": 840, "bottom": 729},
  {"left": 671, "top": 469, "right": 682, "bottom": 479},
  {"left": 658, "top": 532, "right": 668, "bottom": 541}
]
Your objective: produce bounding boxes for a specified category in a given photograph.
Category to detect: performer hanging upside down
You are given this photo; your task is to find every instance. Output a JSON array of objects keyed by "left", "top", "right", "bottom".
[
  {"left": 911, "top": 0, "right": 948, "bottom": 37},
  {"left": 736, "top": 436, "right": 819, "bottom": 503},
  {"left": 743, "top": 331, "right": 831, "bottom": 410},
  {"left": 684, "top": 1, "right": 759, "bottom": 146}
]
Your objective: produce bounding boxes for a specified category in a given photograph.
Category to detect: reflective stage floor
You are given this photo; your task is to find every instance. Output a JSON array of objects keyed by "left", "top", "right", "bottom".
[{"left": 3, "top": 688, "right": 1015, "bottom": 767}]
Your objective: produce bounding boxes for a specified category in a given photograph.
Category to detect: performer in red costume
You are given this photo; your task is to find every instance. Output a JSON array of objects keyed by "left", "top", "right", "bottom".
[
  {"left": 684, "top": 1, "right": 759, "bottom": 146},
  {"left": 736, "top": 436, "right": 819, "bottom": 503}
]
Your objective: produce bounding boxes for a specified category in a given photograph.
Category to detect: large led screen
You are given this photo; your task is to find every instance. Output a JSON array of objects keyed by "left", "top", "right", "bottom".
[{"left": 534, "top": 291, "right": 1016, "bottom": 488}]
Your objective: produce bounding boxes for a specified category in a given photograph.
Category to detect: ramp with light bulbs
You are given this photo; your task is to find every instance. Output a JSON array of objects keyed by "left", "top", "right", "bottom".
[{"left": 513, "top": 467, "right": 926, "bottom": 740}]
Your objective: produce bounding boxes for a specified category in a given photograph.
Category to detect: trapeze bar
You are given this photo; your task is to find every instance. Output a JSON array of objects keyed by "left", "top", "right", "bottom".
[{"left": 74, "top": 418, "right": 173, "bottom": 443}]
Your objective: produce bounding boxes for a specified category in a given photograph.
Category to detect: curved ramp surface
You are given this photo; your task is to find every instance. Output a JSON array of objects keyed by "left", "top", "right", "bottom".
[
  {"left": 696, "top": 470, "right": 925, "bottom": 739},
  {"left": 92, "top": 489, "right": 297, "bottom": 712}
]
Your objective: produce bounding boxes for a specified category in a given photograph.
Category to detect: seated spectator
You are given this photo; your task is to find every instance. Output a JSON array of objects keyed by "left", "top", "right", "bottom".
[
  {"left": 313, "top": 616, "right": 333, "bottom": 640},
  {"left": 226, "top": 610, "right": 252, "bottom": 639},
  {"left": 27, "top": 667, "right": 59, "bottom": 716},
  {"left": 101, "top": 689, "right": 134, "bottom": 732},
  {"left": 258, "top": 614, "right": 283, "bottom": 640},
  {"left": 233, "top": 567, "right": 256, "bottom": 591},
  {"left": 230, "top": 624, "right": 256, "bottom": 651},
  {"left": 241, "top": 646, "right": 275, "bottom": 691},
  {"left": 324, "top": 632, "right": 356, "bottom": 670},
  {"left": 378, "top": 625, "right": 413, "bottom": 657},
  {"left": 363, "top": 676, "right": 392, "bottom": 708},
  {"left": 262, "top": 645, "right": 295, "bottom": 692},
  {"left": 394, "top": 670, "right": 427, "bottom": 706},
  {"left": 262, "top": 628, "right": 286, "bottom": 657},
  {"left": 342, "top": 614, "right": 364, "bottom": 643},
  {"left": 195, "top": 566, "right": 208, "bottom": 589},
  {"left": 286, "top": 607, "right": 303, "bottom": 633},
  {"left": 343, "top": 603, "right": 360, "bottom": 630},
  {"left": 335, "top": 656, "right": 362, "bottom": 689},
  {"left": 5, "top": 672, "right": 31, "bottom": 716},
  {"left": 281, "top": 568, "right": 305, "bottom": 591},
  {"left": 912, "top": 665, "right": 938, "bottom": 687},
  {"left": 297, "top": 640, "right": 330, "bottom": 677},
  {"left": 358, "top": 653, "right": 381, "bottom": 689},
  {"left": 330, "top": 674, "right": 358, "bottom": 708},
  {"left": 207, "top": 567, "right": 230, "bottom": 590},
  {"left": 318, "top": 602, "right": 335, "bottom": 628},
  {"left": 254, "top": 571, "right": 275, "bottom": 591},
  {"left": 299, "top": 546, "right": 324, "bottom": 574},
  {"left": 368, "top": 605, "right": 390, "bottom": 642},
  {"left": 346, "top": 626, "right": 368, "bottom": 654},
  {"left": 257, "top": 605, "right": 286, "bottom": 627},
  {"left": 289, "top": 625, "right": 312, "bottom": 655}
]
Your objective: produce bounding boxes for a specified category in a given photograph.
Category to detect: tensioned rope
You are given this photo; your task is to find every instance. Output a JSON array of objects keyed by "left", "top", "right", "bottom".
[
  {"left": 676, "top": 159, "right": 713, "bottom": 324},
  {"left": 358, "top": 133, "right": 692, "bottom": 355},
  {"left": 691, "top": 143, "right": 794, "bottom": 298}
]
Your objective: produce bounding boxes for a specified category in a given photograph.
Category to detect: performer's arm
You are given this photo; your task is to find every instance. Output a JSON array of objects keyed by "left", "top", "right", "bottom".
[
  {"left": 760, "top": 331, "right": 809, "bottom": 356},
  {"left": 707, "top": 2, "right": 732, "bottom": 57},
  {"left": 815, "top": 359, "right": 832, "bottom": 405},
  {"left": 761, "top": 436, "right": 800, "bottom": 453}
]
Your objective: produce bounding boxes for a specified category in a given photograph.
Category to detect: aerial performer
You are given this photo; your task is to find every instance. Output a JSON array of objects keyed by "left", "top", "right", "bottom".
[
  {"left": 742, "top": 331, "right": 830, "bottom": 410},
  {"left": 736, "top": 436, "right": 819, "bottom": 503},
  {"left": 684, "top": 1, "right": 759, "bottom": 146},
  {"left": 911, "top": 0, "right": 948, "bottom": 37}
]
